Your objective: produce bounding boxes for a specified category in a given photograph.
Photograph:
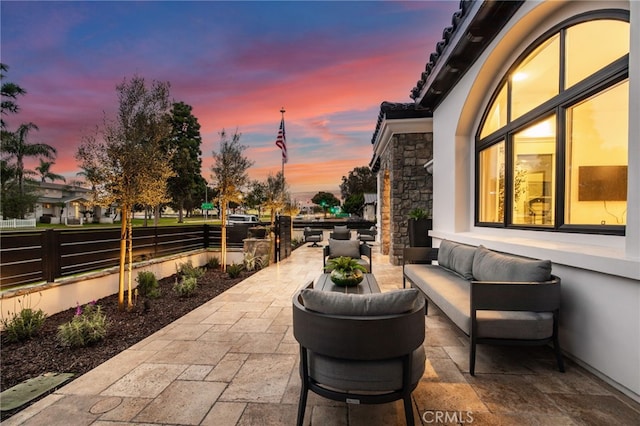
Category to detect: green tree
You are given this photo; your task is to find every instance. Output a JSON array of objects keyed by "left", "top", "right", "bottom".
[
  {"left": 339, "top": 166, "right": 376, "bottom": 218},
  {"left": 262, "top": 171, "right": 287, "bottom": 225},
  {"left": 35, "top": 159, "right": 66, "bottom": 183},
  {"left": 164, "top": 101, "right": 203, "bottom": 223},
  {"left": 76, "top": 75, "right": 173, "bottom": 310},
  {"left": 312, "top": 191, "right": 340, "bottom": 218},
  {"left": 342, "top": 192, "right": 365, "bottom": 216},
  {"left": 210, "top": 129, "right": 254, "bottom": 271},
  {"left": 245, "top": 180, "right": 266, "bottom": 218},
  {"left": 339, "top": 166, "right": 376, "bottom": 199},
  {"left": 1, "top": 63, "right": 26, "bottom": 129}
]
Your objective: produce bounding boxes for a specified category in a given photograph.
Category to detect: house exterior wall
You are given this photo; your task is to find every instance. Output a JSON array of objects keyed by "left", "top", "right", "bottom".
[
  {"left": 429, "top": 0, "right": 639, "bottom": 400},
  {"left": 377, "top": 132, "right": 433, "bottom": 265}
]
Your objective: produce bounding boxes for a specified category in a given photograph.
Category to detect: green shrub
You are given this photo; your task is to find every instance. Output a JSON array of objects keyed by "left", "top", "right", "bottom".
[
  {"left": 57, "top": 302, "right": 108, "bottom": 347},
  {"left": 173, "top": 276, "right": 198, "bottom": 297},
  {"left": 207, "top": 256, "right": 220, "bottom": 270},
  {"left": 136, "top": 271, "right": 160, "bottom": 298},
  {"left": 243, "top": 251, "right": 268, "bottom": 272},
  {"left": 227, "top": 263, "right": 244, "bottom": 278},
  {"left": 291, "top": 237, "right": 304, "bottom": 249},
  {"left": 177, "top": 260, "right": 205, "bottom": 279},
  {"left": 1, "top": 307, "right": 47, "bottom": 342}
]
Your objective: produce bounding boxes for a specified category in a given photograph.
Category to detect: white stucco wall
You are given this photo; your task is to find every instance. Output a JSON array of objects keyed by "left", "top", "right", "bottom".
[
  {"left": 429, "top": 0, "right": 639, "bottom": 400},
  {"left": 0, "top": 249, "right": 243, "bottom": 320}
]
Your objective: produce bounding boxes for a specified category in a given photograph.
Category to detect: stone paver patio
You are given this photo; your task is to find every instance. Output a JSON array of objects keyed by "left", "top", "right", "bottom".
[{"left": 4, "top": 238, "right": 639, "bottom": 425}]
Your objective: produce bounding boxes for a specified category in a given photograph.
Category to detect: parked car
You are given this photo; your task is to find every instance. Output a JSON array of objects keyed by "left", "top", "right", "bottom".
[{"left": 226, "top": 214, "right": 260, "bottom": 225}]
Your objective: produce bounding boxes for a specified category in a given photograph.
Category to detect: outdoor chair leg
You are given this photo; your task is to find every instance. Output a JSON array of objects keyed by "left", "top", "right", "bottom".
[
  {"left": 297, "top": 386, "right": 308, "bottom": 426},
  {"left": 403, "top": 395, "right": 415, "bottom": 426},
  {"left": 553, "top": 335, "right": 565, "bottom": 373},
  {"left": 469, "top": 340, "right": 477, "bottom": 376},
  {"left": 297, "top": 347, "right": 310, "bottom": 426}
]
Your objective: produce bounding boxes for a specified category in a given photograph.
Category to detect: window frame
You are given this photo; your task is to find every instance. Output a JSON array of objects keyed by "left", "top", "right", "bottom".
[{"left": 475, "top": 10, "right": 629, "bottom": 235}]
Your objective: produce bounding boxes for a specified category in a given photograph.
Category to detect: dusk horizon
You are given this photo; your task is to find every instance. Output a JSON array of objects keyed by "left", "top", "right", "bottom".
[{"left": 1, "top": 0, "right": 460, "bottom": 203}]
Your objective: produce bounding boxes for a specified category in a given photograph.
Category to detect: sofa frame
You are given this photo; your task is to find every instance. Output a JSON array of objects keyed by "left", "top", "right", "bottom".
[{"left": 402, "top": 246, "right": 565, "bottom": 375}]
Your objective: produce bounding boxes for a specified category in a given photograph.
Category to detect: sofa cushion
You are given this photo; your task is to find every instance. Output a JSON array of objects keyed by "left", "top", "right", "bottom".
[
  {"left": 328, "top": 238, "right": 361, "bottom": 258},
  {"left": 472, "top": 246, "right": 551, "bottom": 282},
  {"left": 404, "top": 264, "right": 471, "bottom": 333},
  {"left": 476, "top": 311, "right": 554, "bottom": 340},
  {"left": 334, "top": 225, "right": 348, "bottom": 232},
  {"left": 300, "top": 288, "right": 420, "bottom": 316},
  {"left": 436, "top": 240, "right": 476, "bottom": 280}
]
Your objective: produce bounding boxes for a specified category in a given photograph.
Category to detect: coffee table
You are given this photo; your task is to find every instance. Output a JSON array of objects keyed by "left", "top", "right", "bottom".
[{"left": 313, "top": 273, "right": 380, "bottom": 294}]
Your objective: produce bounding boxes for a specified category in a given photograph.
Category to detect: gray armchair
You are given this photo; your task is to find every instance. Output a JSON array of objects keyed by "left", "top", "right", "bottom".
[
  {"left": 303, "top": 227, "right": 323, "bottom": 247},
  {"left": 357, "top": 225, "right": 376, "bottom": 244},
  {"left": 323, "top": 239, "right": 372, "bottom": 272},
  {"left": 293, "top": 286, "right": 426, "bottom": 426},
  {"left": 329, "top": 225, "right": 351, "bottom": 240}
]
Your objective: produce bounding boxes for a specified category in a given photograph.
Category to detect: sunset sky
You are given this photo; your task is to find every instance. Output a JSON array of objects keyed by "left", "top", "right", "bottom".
[{"left": 1, "top": 0, "right": 460, "bottom": 202}]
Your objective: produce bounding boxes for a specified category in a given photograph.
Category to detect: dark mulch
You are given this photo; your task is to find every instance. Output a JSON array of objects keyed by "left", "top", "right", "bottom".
[{"left": 0, "top": 267, "right": 254, "bottom": 420}]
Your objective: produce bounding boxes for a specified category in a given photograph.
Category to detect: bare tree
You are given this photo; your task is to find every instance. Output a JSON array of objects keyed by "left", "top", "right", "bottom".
[
  {"left": 210, "top": 130, "right": 253, "bottom": 271},
  {"left": 76, "top": 75, "right": 173, "bottom": 310}
]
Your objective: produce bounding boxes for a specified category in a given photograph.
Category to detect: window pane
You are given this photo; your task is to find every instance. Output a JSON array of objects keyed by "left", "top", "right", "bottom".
[
  {"left": 480, "top": 84, "right": 508, "bottom": 139},
  {"left": 565, "top": 81, "right": 628, "bottom": 225},
  {"left": 512, "top": 116, "right": 556, "bottom": 226},
  {"left": 566, "top": 20, "right": 629, "bottom": 88},
  {"left": 511, "top": 35, "right": 559, "bottom": 120},
  {"left": 478, "top": 141, "right": 505, "bottom": 223}
]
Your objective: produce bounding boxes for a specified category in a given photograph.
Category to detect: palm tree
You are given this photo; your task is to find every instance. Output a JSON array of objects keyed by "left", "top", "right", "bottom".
[
  {"left": 1, "top": 63, "right": 27, "bottom": 129},
  {"left": 35, "top": 159, "right": 66, "bottom": 183},
  {"left": 0, "top": 122, "right": 57, "bottom": 194}
]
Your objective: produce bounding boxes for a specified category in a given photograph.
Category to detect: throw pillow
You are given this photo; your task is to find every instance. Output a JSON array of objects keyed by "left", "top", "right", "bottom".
[
  {"left": 437, "top": 240, "right": 475, "bottom": 279},
  {"left": 437, "top": 239, "right": 456, "bottom": 269},
  {"left": 329, "top": 239, "right": 361, "bottom": 258},
  {"left": 300, "top": 288, "right": 420, "bottom": 316},
  {"left": 448, "top": 243, "right": 476, "bottom": 280},
  {"left": 472, "top": 246, "right": 552, "bottom": 282}
]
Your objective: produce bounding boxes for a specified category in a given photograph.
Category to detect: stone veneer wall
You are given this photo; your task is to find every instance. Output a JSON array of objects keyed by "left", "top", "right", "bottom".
[{"left": 379, "top": 132, "right": 433, "bottom": 265}]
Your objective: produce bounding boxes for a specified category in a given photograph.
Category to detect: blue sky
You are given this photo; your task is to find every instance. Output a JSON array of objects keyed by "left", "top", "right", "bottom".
[{"left": 1, "top": 0, "right": 460, "bottom": 199}]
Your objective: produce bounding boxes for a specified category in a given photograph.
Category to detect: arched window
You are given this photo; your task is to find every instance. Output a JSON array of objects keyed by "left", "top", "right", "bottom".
[{"left": 476, "top": 14, "right": 629, "bottom": 234}]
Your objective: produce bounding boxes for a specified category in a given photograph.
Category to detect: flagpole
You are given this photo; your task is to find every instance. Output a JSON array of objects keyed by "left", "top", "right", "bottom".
[{"left": 280, "top": 107, "right": 285, "bottom": 178}]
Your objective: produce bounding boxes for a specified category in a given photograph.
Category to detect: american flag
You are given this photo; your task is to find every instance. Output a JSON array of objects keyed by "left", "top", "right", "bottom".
[{"left": 275, "top": 117, "right": 287, "bottom": 163}]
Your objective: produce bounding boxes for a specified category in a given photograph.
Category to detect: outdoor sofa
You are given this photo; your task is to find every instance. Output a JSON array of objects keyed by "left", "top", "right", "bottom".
[{"left": 403, "top": 240, "right": 564, "bottom": 375}]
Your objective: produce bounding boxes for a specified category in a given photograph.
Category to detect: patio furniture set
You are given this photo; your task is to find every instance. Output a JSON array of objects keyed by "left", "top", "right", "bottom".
[
  {"left": 292, "top": 236, "right": 563, "bottom": 426},
  {"left": 303, "top": 225, "right": 377, "bottom": 247}
]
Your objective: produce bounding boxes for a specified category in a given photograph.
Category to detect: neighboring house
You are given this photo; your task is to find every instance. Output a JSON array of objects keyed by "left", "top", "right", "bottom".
[
  {"left": 371, "top": 1, "right": 639, "bottom": 402},
  {"left": 362, "top": 193, "right": 377, "bottom": 222},
  {"left": 33, "top": 182, "right": 110, "bottom": 223}
]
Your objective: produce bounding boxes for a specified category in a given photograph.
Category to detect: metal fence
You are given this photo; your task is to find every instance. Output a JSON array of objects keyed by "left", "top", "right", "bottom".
[{"left": 0, "top": 223, "right": 256, "bottom": 291}]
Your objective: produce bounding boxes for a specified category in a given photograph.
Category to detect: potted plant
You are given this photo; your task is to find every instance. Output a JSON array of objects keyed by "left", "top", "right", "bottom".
[
  {"left": 324, "top": 256, "right": 367, "bottom": 287},
  {"left": 408, "top": 207, "right": 432, "bottom": 247}
]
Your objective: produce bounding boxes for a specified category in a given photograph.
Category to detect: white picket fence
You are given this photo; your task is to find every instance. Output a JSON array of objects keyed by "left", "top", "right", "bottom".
[{"left": 0, "top": 218, "right": 37, "bottom": 229}]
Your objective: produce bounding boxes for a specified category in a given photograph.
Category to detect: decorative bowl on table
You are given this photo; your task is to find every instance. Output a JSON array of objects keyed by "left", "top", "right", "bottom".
[{"left": 325, "top": 256, "right": 366, "bottom": 287}]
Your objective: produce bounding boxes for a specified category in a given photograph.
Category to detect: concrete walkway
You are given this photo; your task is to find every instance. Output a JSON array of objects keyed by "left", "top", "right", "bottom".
[{"left": 5, "top": 241, "right": 639, "bottom": 425}]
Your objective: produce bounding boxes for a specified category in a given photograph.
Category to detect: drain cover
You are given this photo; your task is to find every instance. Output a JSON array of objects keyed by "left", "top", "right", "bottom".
[{"left": 0, "top": 372, "right": 74, "bottom": 411}]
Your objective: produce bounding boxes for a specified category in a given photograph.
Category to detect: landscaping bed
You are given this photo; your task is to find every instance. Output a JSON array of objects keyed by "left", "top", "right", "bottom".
[{"left": 0, "top": 266, "right": 254, "bottom": 420}]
